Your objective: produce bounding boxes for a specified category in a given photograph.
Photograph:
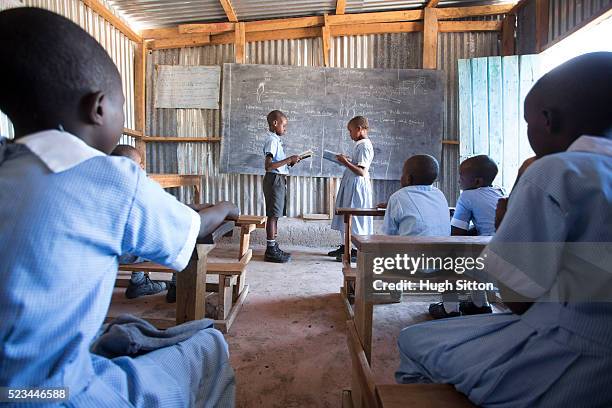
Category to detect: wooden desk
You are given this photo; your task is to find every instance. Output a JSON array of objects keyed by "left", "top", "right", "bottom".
[
  {"left": 335, "top": 208, "right": 386, "bottom": 318},
  {"left": 351, "top": 235, "right": 491, "bottom": 362}
]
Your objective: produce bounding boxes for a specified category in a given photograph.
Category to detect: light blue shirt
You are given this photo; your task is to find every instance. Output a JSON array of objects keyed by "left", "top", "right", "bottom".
[
  {"left": 383, "top": 185, "right": 450, "bottom": 236},
  {"left": 263, "top": 131, "right": 288, "bottom": 174},
  {"left": 451, "top": 186, "right": 504, "bottom": 235},
  {"left": 0, "top": 130, "right": 234, "bottom": 407}
]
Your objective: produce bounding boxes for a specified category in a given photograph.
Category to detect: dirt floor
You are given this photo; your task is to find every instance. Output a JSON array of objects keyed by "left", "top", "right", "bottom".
[{"left": 109, "top": 244, "right": 443, "bottom": 408}]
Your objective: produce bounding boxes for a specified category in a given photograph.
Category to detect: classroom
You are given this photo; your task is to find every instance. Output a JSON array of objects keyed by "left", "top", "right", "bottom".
[{"left": 0, "top": 0, "right": 611, "bottom": 407}]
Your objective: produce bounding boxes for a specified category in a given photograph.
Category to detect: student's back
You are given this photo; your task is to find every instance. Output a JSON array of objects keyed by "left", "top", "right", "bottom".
[{"left": 384, "top": 185, "right": 450, "bottom": 236}]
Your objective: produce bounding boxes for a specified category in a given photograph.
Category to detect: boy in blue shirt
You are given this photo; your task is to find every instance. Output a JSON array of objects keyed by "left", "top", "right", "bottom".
[
  {"left": 396, "top": 52, "right": 612, "bottom": 408},
  {"left": 263, "top": 110, "right": 301, "bottom": 263},
  {"left": 0, "top": 8, "right": 238, "bottom": 407},
  {"left": 382, "top": 154, "right": 450, "bottom": 237}
]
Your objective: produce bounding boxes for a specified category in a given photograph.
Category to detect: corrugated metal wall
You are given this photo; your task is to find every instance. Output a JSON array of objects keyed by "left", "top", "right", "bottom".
[
  {"left": 145, "top": 28, "right": 502, "bottom": 214},
  {"left": 516, "top": 0, "right": 611, "bottom": 54},
  {"left": 0, "top": 0, "right": 136, "bottom": 144}
]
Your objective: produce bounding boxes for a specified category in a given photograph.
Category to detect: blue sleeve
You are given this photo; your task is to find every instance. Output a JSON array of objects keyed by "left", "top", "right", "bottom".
[
  {"left": 121, "top": 172, "right": 201, "bottom": 271},
  {"left": 355, "top": 143, "right": 374, "bottom": 169},
  {"left": 383, "top": 195, "right": 401, "bottom": 235},
  {"left": 263, "top": 138, "right": 277, "bottom": 157},
  {"left": 482, "top": 164, "right": 568, "bottom": 298},
  {"left": 450, "top": 192, "right": 472, "bottom": 230}
]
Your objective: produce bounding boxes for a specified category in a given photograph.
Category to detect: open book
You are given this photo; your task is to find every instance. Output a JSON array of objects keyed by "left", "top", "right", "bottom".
[
  {"left": 298, "top": 149, "right": 314, "bottom": 160},
  {"left": 323, "top": 149, "right": 343, "bottom": 165}
]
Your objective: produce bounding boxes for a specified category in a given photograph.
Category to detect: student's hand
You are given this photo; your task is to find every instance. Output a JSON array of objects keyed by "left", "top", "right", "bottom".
[
  {"left": 494, "top": 197, "right": 508, "bottom": 231},
  {"left": 288, "top": 155, "right": 300, "bottom": 166},
  {"left": 336, "top": 154, "right": 350, "bottom": 165},
  {"left": 376, "top": 202, "right": 387, "bottom": 209}
]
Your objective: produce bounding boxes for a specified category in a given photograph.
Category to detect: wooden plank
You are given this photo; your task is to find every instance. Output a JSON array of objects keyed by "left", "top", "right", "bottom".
[
  {"left": 179, "top": 22, "right": 235, "bottom": 34},
  {"left": 377, "top": 384, "right": 475, "bottom": 407},
  {"left": 351, "top": 235, "right": 491, "bottom": 252},
  {"left": 438, "top": 20, "right": 502, "bottom": 32},
  {"left": 141, "top": 27, "right": 180, "bottom": 39},
  {"left": 487, "top": 57, "right": 504, "bottom": 187},
  {"left": 330, "top": 22, "right": 422, "bottom": 37},
  {"left": 235, "top": 22, "right": 246, "bottom": 63},
  {"left": 245, "top": 16, "right": 324, "bottom": 32},
  {"left": 322, "top": 24, "right": 331, "bottom": 67},
  {"left": 435, "top": 4, "right": 516, "bottom": 19},
  {"left": 354, "top": 251, "right": 374, "bottom": 363},
  {"left": 247, "top": 26, "right": 320, "bottom": 42},
  {"left": 457, "top": 66, "right": 476, "bottom": 161},
  {"left": 149, "top": 174, "right": 200, "bottom": 189},
  {"left": 81, "top": 0, "right": 141, "bottom": 43},
  {"left": 346, "top": 320, "right": 378, "bottom": 408},
  {"left": 336, "top": 0, "right": 347, "bottom": 14},
  {"left": 148, "top": 34, "right": 210, "bottom": 50},
  {"left": 502, "top": 56, "right": 520, "bottom": 188},
  {"left": 471, "top": 57, "right": 489, "bottom": 156},
  {"left": 235, "top": 215, "right": 267, "bottom": 227},
  {"left": 134, "top": 42, "right": 147, "bottom": 167},
  {"left": 327, "top": 9, "right": 423, "bottom": 26},
  {"left": 442, "top": 139, "right": 460, "bottom": 145},
  {"left": 502, "top": 13, "right": 517, "bottom": 56},
  {"left": 219, "top": 0, "right": 238, "bottom": 22},
  {"left": 535, "top": 0, "right": 549, "bottom": 52},
  {"left": 142, "top": 136, "right": 221, "bottom": 142},
  {"left": 422, "top": 8, "right": 438, "bottom": 69},
  {"left": 303, "top": 213, "right": 331, "bottom": 220},
  {"left": 218, "top": 276, "right": 233, "bottom": 320},
  {"left": 427, "top": 0, "right": 440, "bottom": 7},
  {"left": 176, "top": 244, "right": 214, "bottom": 324},
  {"left": 123, "top": 127, "right": 143, "bottom": 138},
  {"left": 215, "top": 284, "right": 249, "bottom": 333},
  {"left": 518, "top": 55, "right": 538, "bottom": 161}
]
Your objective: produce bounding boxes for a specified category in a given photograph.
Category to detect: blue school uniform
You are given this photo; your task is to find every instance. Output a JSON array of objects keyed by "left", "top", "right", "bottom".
[
  {"left": 0, "top": 131, "right": 235, "bottom": 407},
  {"left": 383, "top": 185, "right": 450, "bottom": 236},
  {"left": 396, "top": 135, "right": 612, "bottom": 407},
  {"left": 331, "top": 139, "right": 374, "bottom": 235},
  {"left": 451, "top": 186, "right": 504, "bottom": 235},
  {"left": 263, "top": 131, "right": 288, "bottom": 174}
]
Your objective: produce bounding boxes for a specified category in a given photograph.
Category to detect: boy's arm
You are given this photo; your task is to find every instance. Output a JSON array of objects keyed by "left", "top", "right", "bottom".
[
  {"left": 196, "top": 201, "right": 240, "bottom": 241},
  {"left": 450, "top": 194, "right": 473, "bottom": 234},
  {"left": 188, "top": 203, "right": 214, "bottom": 212},
  {"left": 337, "top": 155, "right": 366, "bottom": 177},
  {"left": 264, "top": 154, "right": 300, "bottom": 171}
]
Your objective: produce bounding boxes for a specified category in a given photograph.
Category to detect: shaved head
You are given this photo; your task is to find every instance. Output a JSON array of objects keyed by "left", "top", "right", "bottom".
[
  {"left": 402, "top": 154, "right": 439, "bottom": 187},
  {"left": 460, "top": 155, "right": 498, "bottom": 189},
  {"left": 525, "top": 52, "right": 612, "bottom": 157}
]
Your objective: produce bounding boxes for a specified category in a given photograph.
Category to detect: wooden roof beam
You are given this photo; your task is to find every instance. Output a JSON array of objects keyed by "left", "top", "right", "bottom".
[
  {"left": 426, "top": 0, "right": 440, "bottom": 7},
  {"left": 435, "top": 3, "right": 516, "bottom": 19},
  {"left": 81, "top": 0, "right": 141, "bottom": 42},
  {"left": 179, "top": 22, "right": 235, "bottom": 34},
  {"left": 336, "top": 0, "right": 347, "bottom": 15},
  {"left": 219, "top": 0, "right": 238, "bottom": 22}
]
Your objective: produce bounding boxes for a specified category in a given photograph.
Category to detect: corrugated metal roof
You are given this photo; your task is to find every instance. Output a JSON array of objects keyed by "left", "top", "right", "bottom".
[{"left": 108, "top": 0, "right": 513, "bottom": 28}]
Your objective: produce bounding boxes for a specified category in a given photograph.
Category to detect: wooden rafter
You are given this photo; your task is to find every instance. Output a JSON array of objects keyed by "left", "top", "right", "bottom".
[
  {"left": 426, "top": 0, "right": 440, "bottom": 7},
  {"left": 336, "top": 0, "right": 347, "bottom": 15},
  {"left": 219, "top": 0, "right": 238, "bottom": 22},
  {"left": 422, "top": 7, "right": 438, "bottom": 69},
  {"left": 179, "top": 22, "right": 235, "bottom": 34},
  {"left": 81, "top": 0, "right": 141, "bottom": 42}
]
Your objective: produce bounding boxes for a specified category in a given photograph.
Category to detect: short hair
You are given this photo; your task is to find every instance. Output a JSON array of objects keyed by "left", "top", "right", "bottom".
[
  {"left": 404, "top": 154, "right": 439, "bottom": 185},
  {"left": 0, "top": 8, "right": 122, "bottom": 123},
  {"left": 461, "top": 155, "right": 498, "bottom": 185},
  {"left": 111, "top": 144, "right": 140, "bottom": 160},
  {"left": 267, "top": 110, "right": 287, "bottom": 126},
  {"left": 348, "top": 116, "right": 369, "bottom": 129}
]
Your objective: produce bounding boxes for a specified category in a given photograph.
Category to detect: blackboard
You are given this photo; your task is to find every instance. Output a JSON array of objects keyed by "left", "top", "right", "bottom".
[{"left": 220, "top": 63, "right": 445, "bottom": 180}]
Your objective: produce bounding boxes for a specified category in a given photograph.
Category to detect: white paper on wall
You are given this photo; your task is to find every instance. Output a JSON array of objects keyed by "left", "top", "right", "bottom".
[{"left": 154, "top": 65, "right": 221, "bottom": 109}]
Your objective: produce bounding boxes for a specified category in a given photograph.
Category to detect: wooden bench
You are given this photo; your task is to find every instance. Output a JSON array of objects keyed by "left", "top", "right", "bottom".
[
  {"left": 335, "top": 208, "right": 386, "bottom": 319},
  {"left": 351, "top": 235, "right": 491, "bottom": 362},
  {"left": 344, "top": 319, "right": 475, "bottom": 408}
]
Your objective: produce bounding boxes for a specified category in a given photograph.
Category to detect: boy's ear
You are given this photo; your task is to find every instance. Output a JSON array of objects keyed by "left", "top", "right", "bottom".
[
  {"left": 82, "top": 91, "right": 106, "bottom": 126},
  {"left": 542, "top": 108, "right": 561, "bottom": 134}
]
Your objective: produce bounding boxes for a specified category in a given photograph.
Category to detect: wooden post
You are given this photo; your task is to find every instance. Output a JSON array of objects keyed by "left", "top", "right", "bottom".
[
  {"left": 328, "top": 178, "right": 337, "bottom": 219},
  {"left": 134, "top": 41, "right": 147, "bottom": 167},
  {"left": 422, "top": 7, "right": 438, "bottom": 69},
  {"left": 536, "top": 0, "right": 549, "bottom": 52},
  {"left": 322, "top": 14, "right": 331, "bottom": 67},
  {"left": 502, "top": 13, "right": 516, "bottom": 56},
  {"left": 235, "top": 22, "right": 246, "bottom": 63},
  {"left": 354, "top": 250, "right": 373, "bottom": 363},
  {"left": 343, "top": 214, "right": 352, "bottom": 264},
  {"left": 176, "top": 244, "right": 215, "bottom": 324}
]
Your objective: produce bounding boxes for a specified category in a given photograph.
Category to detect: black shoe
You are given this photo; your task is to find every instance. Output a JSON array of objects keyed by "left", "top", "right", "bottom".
[
  {"left": 336, "top": 248, "right": 357, "bottom": 263},
  {"left": 275, "top": 243, "right": 291, "bottom": 257},
  {"left": 428, "top": 302, "right": 460, "bottom": 319},
  {"left": 125, "top": 276, "right": 167, "bottom": 299},
  {"left": 265, "top": 244, "right": 291, "bottom": 263},
  {"left": 166, "top": 282, "right": 176, "bottom": 303},
  {"left": 459, "top": 301, "right": 492, "bottom": 315},
  {"left": 327, "top": 245, "right": 345, "bottom": 257}
]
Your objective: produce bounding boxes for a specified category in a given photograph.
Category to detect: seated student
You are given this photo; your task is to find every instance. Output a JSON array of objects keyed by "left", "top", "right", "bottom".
[
  {"left": 382, "top": 154, "right": 450, "bottom": 236},
  {"left": 0, "top": 8, "right": 238, "bottom": 407},
  {"left": 396, "top": 52, "right": 612, "bottom": 407},
  {"left": 429, "top": 155, "right": 504, "bottom": 318},
  {"left": 451, "top": 155, "right": 504, "bottom": 236}
]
